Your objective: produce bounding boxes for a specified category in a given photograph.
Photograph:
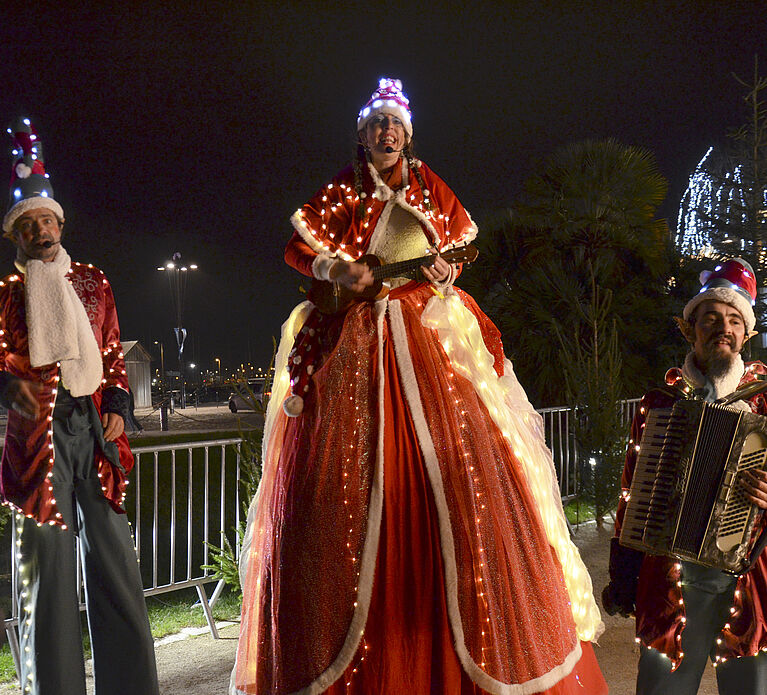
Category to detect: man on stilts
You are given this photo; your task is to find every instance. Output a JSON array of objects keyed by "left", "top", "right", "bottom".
[{"left": 0, "top": 118, "right": 159, "bottom": 695}]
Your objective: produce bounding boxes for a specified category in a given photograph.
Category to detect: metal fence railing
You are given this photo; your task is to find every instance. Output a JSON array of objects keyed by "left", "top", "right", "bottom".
[
  {"left": 3, "top": 436, "right": 245, "bottom": 676},
  {"left": 537, "top": 398, "right": 641, "bottom": 500}
]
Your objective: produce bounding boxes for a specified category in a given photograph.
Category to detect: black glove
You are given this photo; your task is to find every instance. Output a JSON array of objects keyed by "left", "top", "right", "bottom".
[
  {"left": 602, "top": 536, "right": 643, "bottom": 617},
  {"left": 602, "top": 581, "right": 635, "bottom": 617}
]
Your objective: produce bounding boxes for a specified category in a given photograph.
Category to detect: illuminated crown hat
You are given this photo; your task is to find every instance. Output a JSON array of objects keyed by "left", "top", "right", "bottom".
[
  {"left": 356, "top": 77, "right": 413, "bottom": 137},
  {"left": 683, "top": 257, "right": 757, "bottom": 332},
  {"left": 3, "top": 117, "right": 64, "bottom": 233}
]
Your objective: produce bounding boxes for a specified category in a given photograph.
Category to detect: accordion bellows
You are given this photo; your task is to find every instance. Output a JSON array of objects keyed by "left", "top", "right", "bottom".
[{"left": 620, "top": 400, "right": 767, "bottom": 574}]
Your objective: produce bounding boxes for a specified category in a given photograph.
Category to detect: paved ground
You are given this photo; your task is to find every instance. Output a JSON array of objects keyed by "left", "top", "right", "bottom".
[{"left": 130, "top": 402, "right": 263, "bottom": 437}]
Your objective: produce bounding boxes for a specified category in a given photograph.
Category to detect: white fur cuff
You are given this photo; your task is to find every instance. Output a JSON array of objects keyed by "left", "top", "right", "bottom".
[
  {"left": 312, "top": 254, "right": 338, "bottom": 281},
  {"left": 430, "top": 263, "right": 456, "bottom": 292}
]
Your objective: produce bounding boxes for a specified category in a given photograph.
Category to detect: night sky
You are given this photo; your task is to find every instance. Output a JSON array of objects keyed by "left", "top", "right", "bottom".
[{"left": 0, "top": 2, "right": 764, "bottom": 377}]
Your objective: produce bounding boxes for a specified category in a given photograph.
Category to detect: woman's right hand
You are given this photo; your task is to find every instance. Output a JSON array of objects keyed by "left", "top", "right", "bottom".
[{"left": 329, "top": 260, "right": 374, "bottom": 292}]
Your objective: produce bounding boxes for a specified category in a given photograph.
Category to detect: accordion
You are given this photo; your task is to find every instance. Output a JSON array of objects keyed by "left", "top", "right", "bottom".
[{"left": 619, "top": 399, "right": 767, "bottom": 573}]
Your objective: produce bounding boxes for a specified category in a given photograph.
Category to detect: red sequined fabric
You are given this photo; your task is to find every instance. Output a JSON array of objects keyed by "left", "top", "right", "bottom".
[{"left": 236, "top": 286, "right": 606, "bottom": 694}]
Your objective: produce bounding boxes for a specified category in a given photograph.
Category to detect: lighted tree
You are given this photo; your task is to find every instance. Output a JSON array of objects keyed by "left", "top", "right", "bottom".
[{"left": 677, "top": 56, "right": 767, "bottom": 278}]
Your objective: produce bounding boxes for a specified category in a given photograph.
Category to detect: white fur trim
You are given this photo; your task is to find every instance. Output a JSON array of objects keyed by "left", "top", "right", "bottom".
[
  {"left": 684, "top": 287, "right": 756, "bottom": 333},
  {"left": 3, "top": 197, "right": 64, "bottom": 233},
  {"left": 290, "top": 209, "right": 355, "bottom": 262},
  {"left": 682, "top": 351, "right": 745, "bottom": 400},
  {"left": 311, "top": 254, "right": 337, "bottom": 281},
  {"left": 388, "top": 299, "right": 582, "bottom": 694},
  {"left": 357, "top": 103, "right": 413, "bottom": 137}
]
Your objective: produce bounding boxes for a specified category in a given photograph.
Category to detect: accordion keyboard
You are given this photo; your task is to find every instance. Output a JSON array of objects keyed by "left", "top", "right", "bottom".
[{"left": 620, "top": 408, "right": 673, "bottom": 552}]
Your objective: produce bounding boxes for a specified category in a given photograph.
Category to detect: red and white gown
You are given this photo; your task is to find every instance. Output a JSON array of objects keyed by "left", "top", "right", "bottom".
[{"left": 232, "top": 157, "right": 607, "bottom": 695}]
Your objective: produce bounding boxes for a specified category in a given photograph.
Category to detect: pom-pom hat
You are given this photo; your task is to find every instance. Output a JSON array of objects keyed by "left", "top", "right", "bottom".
[
  {"left": 357, "top": 77, "right": 413, "bottom": 137},
  {"left": 683, "top": 257, "right": 757, "bottom": 333},
  {"left": 3, "top": 117, "right": 64, "bottom": 233}
]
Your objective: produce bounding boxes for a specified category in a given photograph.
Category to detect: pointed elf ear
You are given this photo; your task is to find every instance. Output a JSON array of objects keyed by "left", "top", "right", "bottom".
[
  {"left": 746, "top": 329, "right": 759, "bottom": 342},
  {"left": 674, "top": 316, "right": 695, "bottom": 343}
]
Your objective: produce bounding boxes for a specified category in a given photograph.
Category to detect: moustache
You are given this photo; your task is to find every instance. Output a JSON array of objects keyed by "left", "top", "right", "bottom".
[{"left": 707, "top": 334, "right": 733, "bottom": 345}]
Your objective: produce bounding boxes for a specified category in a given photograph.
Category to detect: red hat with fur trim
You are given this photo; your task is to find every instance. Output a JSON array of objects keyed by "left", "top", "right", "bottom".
[{"left": 683, "top": 257, "right": 757, "bottom": 332}]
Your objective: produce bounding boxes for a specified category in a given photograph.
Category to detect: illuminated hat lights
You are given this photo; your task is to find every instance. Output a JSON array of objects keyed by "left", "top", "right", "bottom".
[
  {"left": 683, "top": 257, "right": 757, "bottom": 333},
  {"left": 3, "top": 117, "right": 64, "bottom": 233},
  {"left": 356, "top": 77, "right": 413, "bottom": 137}
]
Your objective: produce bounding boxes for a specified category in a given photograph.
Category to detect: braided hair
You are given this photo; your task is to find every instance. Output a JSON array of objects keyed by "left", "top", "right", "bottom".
[
  {"left": 352, "top": 143, "right": 368, "bottom": 221},
  {"left": 403, "top": 141, "right": 433, "bottom": 213},
  {"left": 353, "top": 139, "right": 433, "bottom": 220}
]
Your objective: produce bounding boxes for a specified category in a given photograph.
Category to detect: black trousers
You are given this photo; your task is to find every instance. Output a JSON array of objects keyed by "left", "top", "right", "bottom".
[
  {"left": 637, "top": 562, "right": 767, "bottom": 695},
  {"left": 15, "top": 389, "right": 159, "bottom": 695}
]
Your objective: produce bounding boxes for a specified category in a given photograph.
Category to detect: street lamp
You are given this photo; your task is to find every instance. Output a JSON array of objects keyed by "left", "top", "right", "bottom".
[
  {"left": 157, "top": 252, "right": 198, "bottom": 408},
  {"left": 215, "top": 357, "right": 221, "bottom": 383}
]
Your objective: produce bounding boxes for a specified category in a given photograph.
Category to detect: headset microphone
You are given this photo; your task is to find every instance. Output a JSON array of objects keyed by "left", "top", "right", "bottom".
[{"left": 41, "top": 240, "right": 60, "bottom": 249}]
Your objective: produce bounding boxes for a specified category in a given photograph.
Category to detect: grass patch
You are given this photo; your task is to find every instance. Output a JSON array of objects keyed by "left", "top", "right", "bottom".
[
  {"left": 564, "top": 498, "right": 596, "bottom": 525},
  {"left": 564, "top": 498, "right": 617, "bottom": 527},
  {"left": 0, "top": 647, "right": 15, "bottom": 683},
  {"left": 0, "top": 587, "right": 242, "bottom": 683},
  {"left": 128, "top": 428, "right": 260, "bottom": 448},
  {"left": 146, "top": 587, "right": 241, "bottom": 639}
]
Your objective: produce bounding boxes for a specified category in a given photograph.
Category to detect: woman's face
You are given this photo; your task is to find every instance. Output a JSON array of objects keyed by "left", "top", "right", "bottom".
[{"left": 360, "top": 111, "right": 408, "bottom": 163}]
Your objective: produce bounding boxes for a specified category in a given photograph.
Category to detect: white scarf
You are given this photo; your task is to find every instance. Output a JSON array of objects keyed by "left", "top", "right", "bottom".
[{"left": 19, "top": 248, "right": 103, "bottom": 397}]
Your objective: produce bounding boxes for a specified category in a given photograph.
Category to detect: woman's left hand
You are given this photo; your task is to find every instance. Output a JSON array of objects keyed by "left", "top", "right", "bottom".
[{"left": 421, "top": 250, "right": 451, "bottom": 284}]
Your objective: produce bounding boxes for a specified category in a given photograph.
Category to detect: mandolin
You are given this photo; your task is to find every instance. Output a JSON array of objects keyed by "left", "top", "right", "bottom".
[{"left": 308, "top": 243, "right": 478, "bottom": 315}]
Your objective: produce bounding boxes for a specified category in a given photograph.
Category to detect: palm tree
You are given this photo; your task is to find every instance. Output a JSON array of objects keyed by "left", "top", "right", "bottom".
[
  {"left": 461, "top": 139, "right": 671, "bottom": 524},
  {"left": 464, "top": 138, "right": 671, "bottom": 407}
]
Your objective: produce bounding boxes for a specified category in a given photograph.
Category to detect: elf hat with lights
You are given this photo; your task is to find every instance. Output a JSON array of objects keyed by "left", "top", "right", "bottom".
[
  {"left": 356, "top": 77, "right": 413, "bottom": 137},
  {"left": 683, "top": 257, "right": 757, "bottom": 333},
  {"left": 3, "top": 117, "right": 64, "bottom": 233}
]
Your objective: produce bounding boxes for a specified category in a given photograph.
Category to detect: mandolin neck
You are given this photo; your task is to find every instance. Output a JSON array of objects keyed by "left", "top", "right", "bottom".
[{"left": 371, "top": 255, "right": 432, "bottom": 282}]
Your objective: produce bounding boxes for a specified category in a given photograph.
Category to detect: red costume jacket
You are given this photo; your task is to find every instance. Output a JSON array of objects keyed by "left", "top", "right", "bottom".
[
  {"left": 0, "top": 262, "right": 133, "bottom": 526},
  {"left": 285, "top": 158, "right": 477, "bottom": 276},
  {"left": 612, "top": 362, "right": 767, "bottom": 667}
]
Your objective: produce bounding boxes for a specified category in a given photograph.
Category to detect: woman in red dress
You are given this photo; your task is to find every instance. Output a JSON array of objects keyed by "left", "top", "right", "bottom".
[{"left": 232, "top": 78, "right": 607, "bottom": 695}]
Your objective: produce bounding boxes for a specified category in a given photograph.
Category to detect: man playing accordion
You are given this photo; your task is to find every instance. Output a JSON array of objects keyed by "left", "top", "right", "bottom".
[{"left": 604, "top": 257, "right": 767, "bottom": 695}]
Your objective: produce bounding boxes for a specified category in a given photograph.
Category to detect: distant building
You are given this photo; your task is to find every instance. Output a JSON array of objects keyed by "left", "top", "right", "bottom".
[{"left": 122, "top": 341, "right": 153, "bottom": 408}]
